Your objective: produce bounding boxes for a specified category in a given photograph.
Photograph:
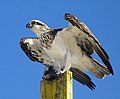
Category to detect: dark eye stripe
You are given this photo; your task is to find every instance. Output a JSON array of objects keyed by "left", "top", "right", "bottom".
[
  {"left": 31, "top": 21, "right": 45, "bottom": 26},
  {"left": 36, "top": 22, "right": 44, "bottom": 26},
  {"left": 31, "top": 21, "right": 35, "bottom": 24}
]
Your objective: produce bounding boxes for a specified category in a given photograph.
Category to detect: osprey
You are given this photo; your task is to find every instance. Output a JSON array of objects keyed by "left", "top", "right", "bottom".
[{"left": 20, "top": 13, "right": 114, "bottom": 90}]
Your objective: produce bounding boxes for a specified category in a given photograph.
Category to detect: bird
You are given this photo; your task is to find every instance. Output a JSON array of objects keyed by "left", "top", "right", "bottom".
[
  {"left": 20, "top": 13, "right": 114, "bottom": 90},
  {"left": 20, "top": 37, "right": 96, "bottom": 90}
]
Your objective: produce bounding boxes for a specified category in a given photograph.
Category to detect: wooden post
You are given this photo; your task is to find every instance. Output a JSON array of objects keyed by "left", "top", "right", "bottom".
[{"left": 40, "top": 71, "right": 73, "bottom": 99}]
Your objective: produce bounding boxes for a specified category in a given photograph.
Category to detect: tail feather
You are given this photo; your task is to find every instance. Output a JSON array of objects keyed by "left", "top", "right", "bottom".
[
  {"left": 89, "top": 58, "right": 111, "bottom": 79},
  {"left": 70, "top": 68, "right": 96, "bottom": 90}
]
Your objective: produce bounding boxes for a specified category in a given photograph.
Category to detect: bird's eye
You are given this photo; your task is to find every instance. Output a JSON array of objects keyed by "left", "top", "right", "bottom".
[
  {"left": 31, "top": 21, "right": 45, "bottom": 26},
  {"left": 31, "top": 21, "right": 35, "bottom": 24}
]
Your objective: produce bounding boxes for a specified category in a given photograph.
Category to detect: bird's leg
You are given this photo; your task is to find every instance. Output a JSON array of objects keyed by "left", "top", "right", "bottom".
[
  {"left": 42, "top": 65, "right": 51, "bottom": 79},
  {"left": 42, "top": 66, "right": 58, "bottom": 80},
  {"left": 42, "top": 65, "right": 47, "bottom": 78}
]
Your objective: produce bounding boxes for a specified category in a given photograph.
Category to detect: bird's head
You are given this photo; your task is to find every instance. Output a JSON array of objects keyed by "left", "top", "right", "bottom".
[{"left": 26, "top": 20, "right": 51, "bottom": 37}]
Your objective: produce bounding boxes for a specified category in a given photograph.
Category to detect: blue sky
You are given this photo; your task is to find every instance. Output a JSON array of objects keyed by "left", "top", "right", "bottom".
[{"left": 0, "top": 0, "right": 119, "bottom": 99}]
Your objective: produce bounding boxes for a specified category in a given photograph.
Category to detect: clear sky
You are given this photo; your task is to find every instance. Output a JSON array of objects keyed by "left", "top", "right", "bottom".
[{"left": 0, "top": 0, "right": 119, "bottom": 99}]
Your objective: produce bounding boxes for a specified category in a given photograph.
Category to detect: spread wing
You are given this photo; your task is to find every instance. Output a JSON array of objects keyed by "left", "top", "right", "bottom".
[
  {"left": 64, "top": 13, "right": 114, "bottom": 75},
  {"left": 20, "top": 37, "right": 53, "bottom": 66}
]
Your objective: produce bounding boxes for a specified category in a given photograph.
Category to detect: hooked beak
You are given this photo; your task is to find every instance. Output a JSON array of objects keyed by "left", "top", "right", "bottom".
[{"left": 26, "top": 23, "right": 33, "bottom": 28}]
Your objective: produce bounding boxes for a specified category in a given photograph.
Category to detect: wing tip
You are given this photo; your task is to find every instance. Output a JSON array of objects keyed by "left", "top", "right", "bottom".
[
  {"left": 108, "top": 66, "right": 114, "bottom": 75},
  {"left": 64, "top": 13, "right": 71, "bottom": 20},
  {"left": 89, "top": 83, "right": 96, "bottom": 91},
  {"left": 70, "top": 68, "right": 96, "bottom": 90},
  {"left": 64, "top": 13, "right": 76, "bottom": 21},
  {"left": 103, "top": 59, "right": 114, "bottom": 75}
]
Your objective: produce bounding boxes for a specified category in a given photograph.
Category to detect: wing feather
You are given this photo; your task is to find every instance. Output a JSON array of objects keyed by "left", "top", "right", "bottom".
[
  {"left": 64, "top": 13, "right": 114, "bottom": 75},
  {"left": 20, "top": 37, "right": 53, "bottom": 66},
  {"left": 70, "top": 68, "right": 96, "bottom": 90}
]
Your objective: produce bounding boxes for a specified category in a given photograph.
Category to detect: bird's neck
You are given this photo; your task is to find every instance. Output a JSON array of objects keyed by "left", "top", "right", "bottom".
[{"left": 31, "top": 26, "right": 52, "bottom": 37}]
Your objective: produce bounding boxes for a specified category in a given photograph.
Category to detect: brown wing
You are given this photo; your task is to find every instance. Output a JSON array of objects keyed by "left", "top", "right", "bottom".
[
  {"left": 20, "top": 37, "right": 53, "bottom": 66},
  {"left": 64, "top": 13, "right": 114, "bottom": 75}
]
